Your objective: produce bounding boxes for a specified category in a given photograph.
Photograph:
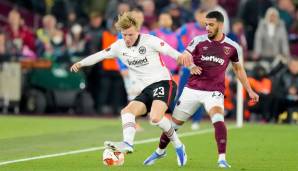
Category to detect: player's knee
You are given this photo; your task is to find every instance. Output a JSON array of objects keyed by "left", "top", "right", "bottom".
[
  {"left": 121, "top": 106, "right": 132, "bottom": 115},
  {"left": 149, "top": 113, "right": 163, "bottom": 125}
]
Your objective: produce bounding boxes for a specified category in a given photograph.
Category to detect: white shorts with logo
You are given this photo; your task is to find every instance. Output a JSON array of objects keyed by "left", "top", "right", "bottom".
[{"left": 173, "top": 87, "right": 224, "bottom": 121}]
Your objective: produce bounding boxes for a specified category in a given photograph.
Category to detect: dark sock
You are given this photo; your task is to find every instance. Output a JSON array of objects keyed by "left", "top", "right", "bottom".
[
  {"left": 159, "top": 132, "right": 171, "bottom": 149},
  {"left": 213, "top": 121, "right": 227, "bottom": 154}
]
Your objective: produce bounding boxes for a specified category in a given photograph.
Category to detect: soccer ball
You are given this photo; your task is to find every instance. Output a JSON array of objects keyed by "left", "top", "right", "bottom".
[{"left": 102, "top": 148, "right": 125, "bottom": 166}]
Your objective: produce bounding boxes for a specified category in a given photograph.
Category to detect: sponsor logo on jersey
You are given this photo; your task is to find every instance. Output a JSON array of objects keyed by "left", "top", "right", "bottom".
[
  {"left": 127, "top": 57, "right": 149, "bottom": 67},
  {"left": 201, "top": 55, "right": 224, "bottom": 65},
  {"left": 139, "top": 46, "right": 146, "bottom": 54}
]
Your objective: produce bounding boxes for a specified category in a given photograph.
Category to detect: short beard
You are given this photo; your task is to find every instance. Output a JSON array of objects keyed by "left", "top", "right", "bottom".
[{"left": 208, "top": 28, "right": 219, "bottom": 40}]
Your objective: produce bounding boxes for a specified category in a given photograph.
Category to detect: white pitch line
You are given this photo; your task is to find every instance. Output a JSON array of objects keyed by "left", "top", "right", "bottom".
[{"left": 0, "top": 126, "right": 238, "bottom": 166}]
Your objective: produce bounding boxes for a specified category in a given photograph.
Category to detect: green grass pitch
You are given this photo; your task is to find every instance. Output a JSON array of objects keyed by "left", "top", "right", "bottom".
[{"left": 0, "top": 115, "right": 297, "bottom": 171}]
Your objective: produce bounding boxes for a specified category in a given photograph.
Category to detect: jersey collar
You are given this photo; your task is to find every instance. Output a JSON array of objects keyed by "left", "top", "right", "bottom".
[
  {"left": 132, "top": 34, "right": 141, "bottom": 47},
  {"left": 207, "top": 33, "right": 226, "bottom": 43}
]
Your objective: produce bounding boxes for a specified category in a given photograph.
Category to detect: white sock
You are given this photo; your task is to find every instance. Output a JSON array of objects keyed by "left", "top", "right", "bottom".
[
  {"left": 154, "top": 117, "right": 182, "bottom": 148},
  {"left": 156, "top": 148, "right": 166, "bottom": 155},
  {"left": 218, "top": 153, "right": 226, "bottom": 161},
  {"left": 121, "top": 113, "right": 136, "bottom": 146},
  {"left": 211, "top": 114, "right": 224, "bottom": 124}
]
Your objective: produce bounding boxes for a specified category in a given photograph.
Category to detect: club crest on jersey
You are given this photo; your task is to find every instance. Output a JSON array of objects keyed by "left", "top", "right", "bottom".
[
  {"left": 139, "top": 46, "right": 146, "bottom": 54},
  {"left": 160, "top": 42, "right": 165, "bottom": 46},
  {"left": 203, "top": 46, "right": 208, "bottom": 50},
  {"left": 223, "top": 46, "right": 231, "bottom": 55}
]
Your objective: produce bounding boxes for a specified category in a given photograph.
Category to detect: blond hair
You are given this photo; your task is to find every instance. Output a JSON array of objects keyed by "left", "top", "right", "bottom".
[{"left": 115, "top": 12, "right": 140, "bottom": 31}]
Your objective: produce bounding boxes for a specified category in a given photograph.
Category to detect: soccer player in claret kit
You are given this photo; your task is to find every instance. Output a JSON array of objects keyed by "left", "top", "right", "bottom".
[
  {"left": 70, "top": 12, "right": 193, "bottom": 166},
  {"left": 144, "top": 11, "right": 259, "bottom": 168}
]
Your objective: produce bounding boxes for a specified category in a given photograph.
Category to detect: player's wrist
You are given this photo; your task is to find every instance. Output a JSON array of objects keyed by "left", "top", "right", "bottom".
[{"left": 187, "top": 63, "right": 196, "bottom": 70}]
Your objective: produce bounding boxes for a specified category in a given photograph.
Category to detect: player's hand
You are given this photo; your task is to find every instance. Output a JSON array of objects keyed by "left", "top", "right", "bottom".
[
  {"left": 177, "top": 54, "right": 192, "bottom": 67},
  {"left": 70, "top": 62, "right": 82, "bottom": 72},
  {"left": 248, "top": 90, "right": 259, "bottom": 104},
  {"left": 190, "top": 66, "right": 202, "bottom": 75}
]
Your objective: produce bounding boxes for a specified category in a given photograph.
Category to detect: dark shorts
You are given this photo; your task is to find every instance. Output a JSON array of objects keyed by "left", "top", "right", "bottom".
[{"left": 134, "top": 80, "right": 177, "bottom": 112}]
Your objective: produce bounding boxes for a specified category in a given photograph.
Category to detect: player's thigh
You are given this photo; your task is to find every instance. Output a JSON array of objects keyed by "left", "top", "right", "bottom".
[
  {"left": 175, "top": 87, "right": 202, "bottom": 115},
  {"left": 121, "top": 100, "right": 147, "bottom": 116},
  {"left": 149, "top": 100, "right": 168, "bottom": 122},
  {"left": 203, "top": 91, "right": 224, "bottom": 116}
]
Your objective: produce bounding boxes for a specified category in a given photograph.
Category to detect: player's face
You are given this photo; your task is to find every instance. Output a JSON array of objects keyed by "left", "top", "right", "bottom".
[
  {"left": 205, "top": 18, "right": 221, "bottom": 39},
  {"left": 121, "top": 26, "right": 140, "bottom": 47},
  {"left": 158, "top": 13, "right": 172, "bottom": 28}
]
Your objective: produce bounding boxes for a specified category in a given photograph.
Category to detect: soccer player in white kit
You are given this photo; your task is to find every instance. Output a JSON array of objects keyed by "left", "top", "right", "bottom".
[
  {"left": 144, "top": 11, "right": 259, "bottom": 168},
  {"left": 70, "top": 12, "right": 192, "bottom": 166}
]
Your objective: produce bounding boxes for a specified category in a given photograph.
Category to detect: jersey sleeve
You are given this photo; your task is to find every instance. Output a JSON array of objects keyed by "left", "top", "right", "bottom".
[
  {"left": 230, "top": 43, "right": 242, "bottom": 63},
  {"left": 150, "top": 35, "right": 181, "bottom": 60},
  {"left": 79, "top": 41, "right": 119, "bottom": 66},
  {"left": 185, "top": 36, "right": 201, "bottom": 56}
]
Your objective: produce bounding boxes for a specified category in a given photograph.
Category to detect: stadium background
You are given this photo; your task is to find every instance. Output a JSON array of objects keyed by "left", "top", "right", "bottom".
[{"left": 0, "top": 0, "right": 297, "bottom": 170}]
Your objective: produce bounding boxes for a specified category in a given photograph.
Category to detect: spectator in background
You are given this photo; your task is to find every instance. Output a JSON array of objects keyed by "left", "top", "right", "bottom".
[
  {"left": 4, "top": 9, "right": 36, "bottom": 60},
  {"left": 277, "top": 0, "right": 295, "bottom": 31},
  {"left": 176, "top": 8, "right": 207, "bottom": 49},
  {"left": 151, "top": 12, "right": 183, "bottom": 74},
  {"left": 36, "top": 15, "right": 67, "bottom": 62},
  {"left": 218, "top": 0, "right": 240, "bottom": 18},
  {"left": 0, "top": 31, "right": 11, "bottom": 62},
  {"left": 289, "top": 9, "right": 298, "bottom": 56},
  {"left": 200, "top": 0, "right": 230, "bottom": 33},
  {"left": 227, "top": 19, "right": 248, "bottom": 60},
  {"left": 247, "top": 65, "right": 272, "bottom": 122},
  {"left": 141, "top": 0, "right": 157, "bottom": 29},
  {"left": 65, "top": 10, "right": 86, "bottom": 31},
  {"left": 240, "top": 0, "right": 273, "bottom": 50},
  {"left": 84, "top": 11, "right": 105, "bottom": 113},
  {"left": 66, "top": 24, "right": 87, "bottom": 59},
  {"left": 162, "top": 2, "right": 193, "bottom": 30},
  {"left": 272, "top": 57, "right": 298, "bottom": 123},
  {"left": 85, "top": 12, "right": 105, "bottom": 55},
  {"left": 253, "top": 7, "right": 289, "bottom": 70}
]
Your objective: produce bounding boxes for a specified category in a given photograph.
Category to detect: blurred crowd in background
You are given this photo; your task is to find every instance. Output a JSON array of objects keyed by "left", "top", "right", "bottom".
[{"left": 0, "top": 0, "right": 298, "bottom": 124}]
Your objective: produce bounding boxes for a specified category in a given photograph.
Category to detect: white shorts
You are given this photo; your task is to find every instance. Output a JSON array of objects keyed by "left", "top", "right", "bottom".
[{"left": 173, "top": 87, "right": 224, "bottom": 121}]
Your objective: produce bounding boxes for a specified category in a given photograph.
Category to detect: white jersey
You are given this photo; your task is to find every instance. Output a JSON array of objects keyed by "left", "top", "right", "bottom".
[{"left": 79, "top": 34, "right": 181, "bottom": 90}]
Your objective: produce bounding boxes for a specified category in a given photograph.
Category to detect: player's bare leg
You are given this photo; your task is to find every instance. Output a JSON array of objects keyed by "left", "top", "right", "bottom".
[
  {"left": 209, "top": 106, "right": 231, "bottom": 168},
  {"left": 144, "top": 107, "right": 188, "bottom": 166},
  {"left": 147, "top": 100, "right": 187, "bottom": 166},
  {"left": 104, "top": 101, "right": 146, "bottom": 153}
]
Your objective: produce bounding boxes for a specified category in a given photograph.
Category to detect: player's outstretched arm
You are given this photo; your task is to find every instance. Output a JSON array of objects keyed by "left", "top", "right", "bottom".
[
  {"left": 232, "top": 62, "right": 259, "bottom": 103},
  {"left": 70, "top": 44, "right": 118, "bottom": 72}
]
